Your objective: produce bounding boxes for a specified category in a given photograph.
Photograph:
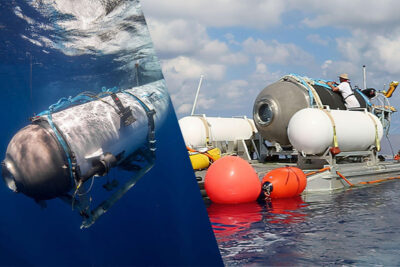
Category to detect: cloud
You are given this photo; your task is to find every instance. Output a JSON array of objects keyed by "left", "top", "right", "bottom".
[
  {"left": 243, "top": 38, "right": 314, "bottom": 65},
  {"left": 298, "top": 0, "right": 400, "bottom": 29},
  {"left": 198, "top": 40, "right": 248, "bottom": 65},
  {"left": 160, "top": 56, "right": 226, "bottom": 116},
  {"left": 252, "top": 57, "right": 283, "bottom": 85},
  {"left": 147, "top": 18, "right": 248, "bottom": 65},
  {"left": 146, "top": 19, "right": 208, "bottom": 58},
  {"left": 143, "top": 15, "right": 316, "bottom": 116},
  {"left": 176, "top": 103, "right": 193, "bottom": 114},
  {"left": 327, "top": 30, "right": 400, "bottom": 88},
  {"left": 319, "top": 59, "right": 359, "bottom": 82},
  {"left": 141, "top": 0, "right": 286, "bottom": 28},
  {"left": 307, "top": 34, "right": 329, "bottom": 46},
  {"left": 162, "top": 56, "right": 225, "bottom": 82},
  {"left": 321, "top": 60, "right": 332, "bottom": 76},
  {"left": 292, "top": 1, "right": 400, "bottom": 90},
  {"left": 143, "top": 0, "right": 400, "bottom": 122},
  {"left": 217, "top": 80, "right": 249, "bottom": 100},
  {"left": 224, "top": 33, "right": 240, "bottom": 46},
  {"left": 209, "top": 62, "right": 285, "bottom": 116},
  {"left": 172, "top": 84, "right": 217, "bottom": 116},
  {"left": 372, "top": 35, "right": 400, "bottom": 74},
  {"left": 144, "top": 16, "right": 250, "bottom": 116}
]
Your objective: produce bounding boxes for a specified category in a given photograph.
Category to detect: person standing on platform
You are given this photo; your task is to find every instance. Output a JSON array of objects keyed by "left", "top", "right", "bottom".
[{"left": 327, "top": 73, "right": 360, "bottom": 108}]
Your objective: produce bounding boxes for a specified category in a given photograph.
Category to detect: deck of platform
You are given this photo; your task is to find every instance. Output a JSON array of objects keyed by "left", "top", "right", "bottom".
[{"left": 196, "top": 160, "right": 400, "bottom": 197}]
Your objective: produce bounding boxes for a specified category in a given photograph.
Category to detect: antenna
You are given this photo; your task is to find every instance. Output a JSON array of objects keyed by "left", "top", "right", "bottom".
[
  {"left": 363, "top": 65, "right": 366, "bottom": 90},
  {"left": 191, "top": 75, "right": 204, "bottom": 116}
]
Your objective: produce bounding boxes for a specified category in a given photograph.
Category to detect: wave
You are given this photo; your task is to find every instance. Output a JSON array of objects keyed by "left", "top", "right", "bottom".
[{"left": 12, "top": 0, "right": 156, "bottom": 72}]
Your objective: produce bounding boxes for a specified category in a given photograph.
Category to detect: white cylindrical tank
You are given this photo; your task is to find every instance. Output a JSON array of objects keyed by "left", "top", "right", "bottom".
[
  {"left": 287, "top": 108, "right": 383, "bottom": 155},
  {"left": 178, "top": 116, "right": 257, "bottom": 149}
]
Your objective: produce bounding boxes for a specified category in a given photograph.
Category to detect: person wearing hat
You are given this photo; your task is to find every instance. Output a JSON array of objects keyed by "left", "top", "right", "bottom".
[{"left": 327, "top": 73, "right": 360, "bottom": 108}]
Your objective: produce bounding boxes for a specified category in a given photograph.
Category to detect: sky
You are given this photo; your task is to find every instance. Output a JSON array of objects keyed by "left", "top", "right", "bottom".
[{"left": 141, "top": 0, "right": 400, "bottom": 133}]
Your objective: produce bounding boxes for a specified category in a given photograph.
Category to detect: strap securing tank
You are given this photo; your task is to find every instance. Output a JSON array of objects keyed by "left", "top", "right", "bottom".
[
  {"left": 285, "top": 74, "right": 323, "bottom": 108},
  {"left": 110, "top": 92, "right": 136, "bottom": 127},
  {"left": 320, "top": 108, "right": 340, "bottom": 155},
  {"left": 366, "top": 112, "right": 381, "bottom": 151},
  {"left": 123, "top": 91, "right": 157, "bottom": 154},
  {"left": 198, "top": 115, "right": 212, "bottom": 146}
]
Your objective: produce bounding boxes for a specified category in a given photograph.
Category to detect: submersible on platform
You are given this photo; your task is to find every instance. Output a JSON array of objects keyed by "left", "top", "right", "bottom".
[
  {"left": 253, "top": 74, "right": 369, "bottom": 146},
  {"left": 2, "top": 80, "right": 169, "bottom": 201}
]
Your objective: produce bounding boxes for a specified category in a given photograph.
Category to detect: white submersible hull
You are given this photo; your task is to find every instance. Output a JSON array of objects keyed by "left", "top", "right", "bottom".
[{"left": 2, "top": 80, "right": 169, "bottom": 227}]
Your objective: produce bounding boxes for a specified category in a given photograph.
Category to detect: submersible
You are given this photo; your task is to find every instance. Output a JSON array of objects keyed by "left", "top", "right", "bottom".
[
  {"left": 253, "top": 74, "right": 370, "bottom": 146},
  {"left": 2, "top": 80, "right": 169, "bottom": 226}
]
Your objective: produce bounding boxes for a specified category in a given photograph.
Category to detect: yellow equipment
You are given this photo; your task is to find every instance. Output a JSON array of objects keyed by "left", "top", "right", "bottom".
[
  {"left": 189, "top": 153, "right": 210, "bottom": 170},
  {"left": 188, "top": 147, "right": 221, "bottom": 170},
  {"left": 372, "top": 105, "right": 397, "bottom": 112},
  {"left": 383, "top": 81, "right": 399, "bottom": 98}
]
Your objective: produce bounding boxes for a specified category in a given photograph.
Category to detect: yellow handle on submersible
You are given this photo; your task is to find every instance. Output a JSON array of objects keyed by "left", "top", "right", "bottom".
[{"left": 367, "top": 112, "right": 381, "bottom": 151}]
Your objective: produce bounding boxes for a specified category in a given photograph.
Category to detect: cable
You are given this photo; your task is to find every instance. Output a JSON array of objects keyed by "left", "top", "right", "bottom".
[
  {"left": 77, "top": 176, "right": 95, "bottom": 196},
  {"left": 386, "top": 134, "right": 395, "bottom": 158}
]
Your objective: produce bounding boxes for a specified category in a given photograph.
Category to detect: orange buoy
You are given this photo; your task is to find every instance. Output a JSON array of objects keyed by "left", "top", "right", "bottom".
[
  {"left": 205, "top": 156, "right": 261, "bottom": 204},
  {"left": 261, "top": 167, "right": 307, "bottom": 199}
]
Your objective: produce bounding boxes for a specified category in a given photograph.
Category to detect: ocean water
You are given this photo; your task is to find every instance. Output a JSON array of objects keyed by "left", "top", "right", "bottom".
[
  {"left": 0, "top": 1, "right": 222, "bottom": 265},
  {"left": 208, "top": 180, "right": 400, "bottom": 266}
]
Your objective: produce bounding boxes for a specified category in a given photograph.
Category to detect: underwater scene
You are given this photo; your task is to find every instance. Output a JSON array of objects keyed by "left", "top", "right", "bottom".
[{"left": 0, "top": 1, "right": 222, "bottom": 265}]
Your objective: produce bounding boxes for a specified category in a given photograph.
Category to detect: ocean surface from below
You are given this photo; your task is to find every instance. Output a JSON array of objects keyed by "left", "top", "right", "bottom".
[{"left": 208, "top": 178, "right": 400, "bottom": 266}]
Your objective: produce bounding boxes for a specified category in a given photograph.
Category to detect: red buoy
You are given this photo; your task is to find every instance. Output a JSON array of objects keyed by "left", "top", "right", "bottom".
[
  {"left": 205, "top": 156, "right": 261, "bottom": 204},
  {"left": 261, "top": 167, "right": 306, "bottom": 199}
]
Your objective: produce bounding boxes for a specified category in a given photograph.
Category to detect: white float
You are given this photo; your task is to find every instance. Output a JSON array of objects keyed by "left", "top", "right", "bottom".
[
  {"left": 287, "top": 108, "right": 383, "bottom": 155},
  {"left": 178, "top": 116, "right": 257, "bottom": 149}
]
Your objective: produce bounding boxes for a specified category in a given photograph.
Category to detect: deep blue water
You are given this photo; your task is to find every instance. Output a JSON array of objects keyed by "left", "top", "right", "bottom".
[
  {"left": 208, "top": 180, "right": 400, "bottom": 266},
  {"left": 0, "top": 1, "right": 222, "bottom": 265}
]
